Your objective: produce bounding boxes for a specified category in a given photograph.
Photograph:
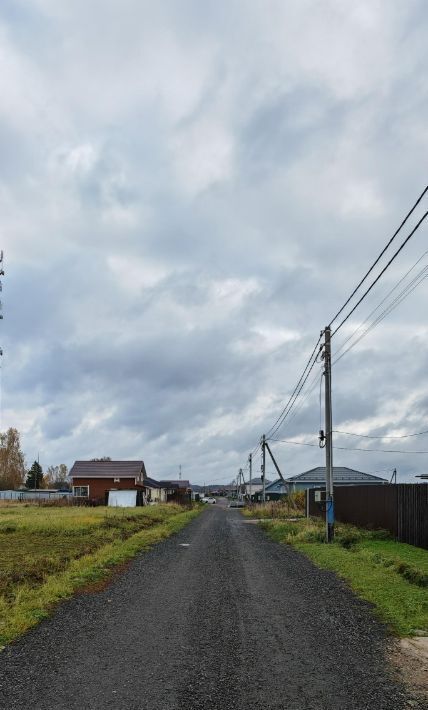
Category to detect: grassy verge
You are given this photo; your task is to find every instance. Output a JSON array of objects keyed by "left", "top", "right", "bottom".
[
  {"left": 260, "top": 517, "right": 428, "bottom": 637},
  {"left": 242, "top": 497, "right": 305, "bottom": 519},
  {"left": 0, "top": 504, "right": 200, "bottom": 646}
]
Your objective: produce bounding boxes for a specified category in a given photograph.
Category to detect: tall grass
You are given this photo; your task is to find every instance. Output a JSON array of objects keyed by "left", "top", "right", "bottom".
[{"left": 243, "top": 493, "right": 306, "bottom": 519}]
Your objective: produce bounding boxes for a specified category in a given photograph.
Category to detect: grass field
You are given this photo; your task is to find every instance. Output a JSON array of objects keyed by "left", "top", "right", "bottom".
[
  {"left": 259, "top": 517, "right": 428, "bottom": 637},
  {"left": 0, "top": 503, "right": 200, "bottom": 646}
]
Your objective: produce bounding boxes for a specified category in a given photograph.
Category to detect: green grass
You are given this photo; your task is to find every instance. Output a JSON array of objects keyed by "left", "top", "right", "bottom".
[
  {"left": 260, "top": 517, "right": 428, "bottom": 637},
  {"left": 0, "top": 503, "right": 201, "bottom": 646}
]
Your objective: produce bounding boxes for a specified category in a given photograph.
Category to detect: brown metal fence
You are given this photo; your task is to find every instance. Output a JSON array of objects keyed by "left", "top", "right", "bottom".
[{"left": 308, "top": 484, "right": 428, "bottom": 549}]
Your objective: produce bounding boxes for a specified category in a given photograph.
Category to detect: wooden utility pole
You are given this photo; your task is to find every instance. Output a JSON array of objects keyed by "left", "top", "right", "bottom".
[{"left": 323, "top": 326, "right": 334, "bottom": 542}]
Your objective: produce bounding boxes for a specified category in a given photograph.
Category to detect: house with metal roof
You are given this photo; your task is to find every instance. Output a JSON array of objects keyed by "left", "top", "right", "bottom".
[
  {"left": 159, "top": 480, "right": 192, "bottom": 504},
  {"left": 263, "top": 467, "right": 388, "bottom": 498},
  {"left": 243, "top": 477, "right": 271, "bottom": 498},
  {"left": 70, "top": 460, "right": 167, "bottom": 504}
]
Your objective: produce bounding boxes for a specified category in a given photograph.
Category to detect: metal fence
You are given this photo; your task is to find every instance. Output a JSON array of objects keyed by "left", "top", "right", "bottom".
[
  {"left": 0, "top": 490, "right": 74, "bottom": 504},
  {"left": 308, "top": 484, "right": 428, "bottom": 549}
]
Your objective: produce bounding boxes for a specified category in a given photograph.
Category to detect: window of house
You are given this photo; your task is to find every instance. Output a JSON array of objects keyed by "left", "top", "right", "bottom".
[
  {"left": 114, "top": 478, "right": 120, "bottom": 483},
  {"left": 73, "top": 486, "right": 89, "bottom": 497}
]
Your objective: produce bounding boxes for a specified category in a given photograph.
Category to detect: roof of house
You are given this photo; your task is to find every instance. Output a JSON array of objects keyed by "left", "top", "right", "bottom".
[
  {"left": 285, "top": 467, "right": 388, "bottom": 484},
  {"left": 246, "top": 477, "right": 271, "bottom": 486},
  {"left": 144, "top": 477, "right": 162, "bottom": 489},
  {"left": 265, "top": 479, "right": 288, "bottom": 491},
  {"left": 70, "top": 460, "right": 146, "bottom": 478},
  {"left": 159, "top": 480, "right": 191, "bottom": 489}
]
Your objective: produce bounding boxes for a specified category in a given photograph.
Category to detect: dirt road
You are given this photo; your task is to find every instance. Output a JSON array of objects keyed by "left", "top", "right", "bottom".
[{"left": 0, "top": 506, "right": 413, "bottom": 709}]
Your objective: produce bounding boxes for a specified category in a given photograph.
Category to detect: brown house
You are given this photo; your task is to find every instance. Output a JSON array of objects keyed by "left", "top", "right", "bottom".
[
  {"left": 159, "top": 480, "right": 192, "bottom": 504},
  {"left": 70, "top": 460, "right": 147, "bottom": 504}
]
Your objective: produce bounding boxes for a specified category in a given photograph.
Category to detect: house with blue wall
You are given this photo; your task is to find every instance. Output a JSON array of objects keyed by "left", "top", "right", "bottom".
[{"left": 259, "top": 466, "right": 388, "bottom": 500}]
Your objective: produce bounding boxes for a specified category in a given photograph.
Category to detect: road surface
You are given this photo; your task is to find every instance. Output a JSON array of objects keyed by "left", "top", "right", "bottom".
[{"left": 0, "top": 506, "right": 413, "bottom": 709}]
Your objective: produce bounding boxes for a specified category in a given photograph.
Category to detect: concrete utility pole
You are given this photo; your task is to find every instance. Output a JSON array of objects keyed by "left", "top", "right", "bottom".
[
  {"left": 261, "top": 434, "right": 266, "bottom": 503},
  {"left": 248, "top": 453, "right": 252, "bottom": 501},
  {"left": 323, "top": 326, "right": 334, "bottom": 542},
  {"left": 0, "top": 251, "right": 3, "bottom": 433}
]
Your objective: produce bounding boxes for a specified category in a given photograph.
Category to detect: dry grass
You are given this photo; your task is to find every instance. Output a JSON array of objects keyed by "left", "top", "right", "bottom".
[{"left": 243, "top": 493, "right": 306, "bottom": 520}]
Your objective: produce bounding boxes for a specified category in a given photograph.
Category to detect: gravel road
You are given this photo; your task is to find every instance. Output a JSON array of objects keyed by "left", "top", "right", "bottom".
[{"left": 0, "top": 506, "right": 416, "bottom": 709}]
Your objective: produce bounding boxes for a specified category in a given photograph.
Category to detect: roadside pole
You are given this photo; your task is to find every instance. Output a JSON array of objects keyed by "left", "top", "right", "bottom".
[
  {"left": 261, "top": 434, "right": 266, "bottom": 503},
  {"left": 323, "top": 326, "right": 334, "bottom": 542},
  {"left": 249, "top": 453, "right": 252, "bottom": 501}
]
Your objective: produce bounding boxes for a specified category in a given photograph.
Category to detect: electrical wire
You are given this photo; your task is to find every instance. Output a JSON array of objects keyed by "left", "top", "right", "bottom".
[
  {"left": 267, "top": 350, "right": 322, "bottom": 440},
  {"left": 333, "top": 250, "right": 428, "bottom": 359},
  {"left": 265, "top": 335, "right": 322, "bottom": 439},
  {"left": 331, "top": 209, "right": 428, "bottom": 337},
  {"left": 333, "top": 429, "right": 428, "bottom": 439},
  {"left": 270, "top": 438, "right": 428, "bottom": 454},
  {"left": 333, "top": 269, "right": 428, "bottom": 365},
  {"left": 280, "top": 366, "right": 323, "bottom": 431},
  {"left": 329, "top": 186, "right": 428, "bottom": 328}
]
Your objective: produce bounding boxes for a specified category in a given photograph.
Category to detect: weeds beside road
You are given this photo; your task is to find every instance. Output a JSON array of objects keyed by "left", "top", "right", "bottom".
[
  {"left": 0, "top": 503, "right": 200, "bottom": 646},
  {"left": 258, "top": 516, "right": 428, "bottom": 637}
]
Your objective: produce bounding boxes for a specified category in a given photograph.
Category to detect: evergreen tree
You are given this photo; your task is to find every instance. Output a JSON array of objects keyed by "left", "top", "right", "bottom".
[{"left": 26, "top": 461, "right": 44, "bottom": 489}]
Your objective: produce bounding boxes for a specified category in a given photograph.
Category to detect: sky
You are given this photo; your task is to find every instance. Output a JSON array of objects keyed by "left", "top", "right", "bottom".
[{"left": 1, "top": 0, "right": 428, "bottom": 484}]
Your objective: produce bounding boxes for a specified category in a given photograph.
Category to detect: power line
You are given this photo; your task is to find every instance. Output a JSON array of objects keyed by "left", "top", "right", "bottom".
[
  {"left": 331, "top": 209, "right": 428, "bottom": 337},
  {"left": 333, "top": 249, "right": 428, "bottom": 359},
  {"left": 265, "top": 335, "right": 322, "bottom": 439},
  {"left": 329, "top": 186, "right": 428, "bottom": 328},
  {"left": 267, "top": 356, "right": 320, "bottom": 440},
  {"left": 279, "top": 367, "right": 323, "bottom": 431},
  {"left": 270, "top": 438, "right": 428, "bottom": 454},
  {"left": 334, "top": 428, "right": 428, "bottom": 439},
  {"left": 333, "top": 266, "right": 428, "bottom": 365}
]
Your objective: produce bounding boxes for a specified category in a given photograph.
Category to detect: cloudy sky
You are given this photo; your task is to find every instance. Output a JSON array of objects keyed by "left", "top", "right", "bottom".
[{"left": 1, "top": 0, "right": 428, "bottom": 484}]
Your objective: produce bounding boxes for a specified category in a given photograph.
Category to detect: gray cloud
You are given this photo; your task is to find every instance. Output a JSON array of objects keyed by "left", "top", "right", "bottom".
[{"left": 1, "top": 1, "right": 428, "bottom": 483}]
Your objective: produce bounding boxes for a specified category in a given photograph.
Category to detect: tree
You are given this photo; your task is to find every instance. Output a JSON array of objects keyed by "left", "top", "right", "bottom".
[
  {"left": 91, "top": 457, "right": 111, "bottom": 461},
  {"left": 44, "top": 464, "right": 69, "bottom": 489},
  {"left": 26, "top": 461, "right": 44, "bottom": 489},
  {"left": 0, "top": 428, "right": 26, "bottom": 490}
]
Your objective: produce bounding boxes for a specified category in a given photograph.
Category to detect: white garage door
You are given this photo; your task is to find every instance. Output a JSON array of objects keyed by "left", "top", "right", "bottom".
[{"left": 108, "top": 490, "right": 138, "bottom": 507}]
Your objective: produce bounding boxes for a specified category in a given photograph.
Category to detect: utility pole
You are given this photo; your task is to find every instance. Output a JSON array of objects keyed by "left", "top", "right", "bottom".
[
  {"left": 323, "top": 326, "right": 334, "bottom": 542},
  {"left": 261, "top": 434, "right": 266, "bottom": 503},
  {"left": 0, "top": 251, "right": 3, "bottom": 433},
  {"left": 248, "top": 453, "right": 252, "bottom": 501},
  {"left": 179, "top": 464, "right": 182, "bottom": 481},
  {"left": 239, "top": 468, "right": 243, "bottom": 500}
]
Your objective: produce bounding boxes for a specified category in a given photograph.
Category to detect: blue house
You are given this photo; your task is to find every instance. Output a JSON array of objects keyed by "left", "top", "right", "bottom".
[{"left": 262, "top": 467, "right": 388, "bottom": 500}]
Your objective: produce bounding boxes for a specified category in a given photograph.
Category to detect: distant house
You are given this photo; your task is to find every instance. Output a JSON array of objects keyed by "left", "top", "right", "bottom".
[
  {"left": 243, "top": 477, "right": 271, "bottom": 499},
  {"left": 70, "top": 460, "right": 167, "bottom": 505},
  {"left": 264, "top": 466, "right": 388, "bottom": 496},
  {"left": 159, "top": 480, "right": 192, "bottom": 504}
]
